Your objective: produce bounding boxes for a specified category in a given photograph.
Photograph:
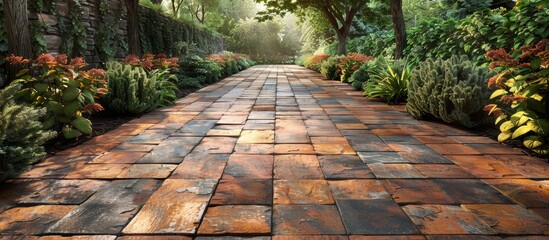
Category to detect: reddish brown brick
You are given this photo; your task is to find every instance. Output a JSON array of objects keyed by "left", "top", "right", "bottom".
[
  {"left": 312, "top": 137, "right": 355, "bottom": 155},
  {"left": 193, "top": 137, "right": 238, "bottom": 154},
  {"left": 274, "top": 180, "right": 334, "bottom": 204},
  {"left": 123, "top": 202, "right": 207, "bottom": 234},
  {"left": 463, "top": 204, "right": 549, "bottom": 235},
  {"left": 116, "top": 164, "right": 176, "bottom": 179},
  {"left": 223, "top": 154, "right": 274, "bottom": 179},
  {"left": 19, "top": 180, "right": 106, "bottom": 204},
  {"left": 273, "top": 205, "right": 346, "bottom": 235},
  {"left": 382, "top": 180, "right": 454, "bottom": 204},
  {"left": 484, "top": 179, "right": 549, "bottom": 208},
  {"left": 368, "top": 164, "right": 425, "bottom": 179},
  {"left": 414, "top": 164, "right": 475, "bottom": 179},
  {"left": 318, "top": 155, "right": 374, "bottom": 179},
  {"left": 447, "top": 155, "right": 524, "bottom": 178},
  {"left": 90, "top": 152, "right": 147, "bottom": 164},
  {"left": 238, "top": 130, "right": 275, "bottom": 144},
  {"left": 274, "top": 144, "right": 316, "bottom": 154},
  {"left": 328, "top": 180, "right": 390, "bottom": 200},
  {"left": 211, "top": 179, "right": 273, "bottom": 205},
  {"left": 426, "top": 144, "right": 481, "bottom": 155},
  {"left": 464, "top": 143, "right": 523, "bottom": 155},
  {"left": 65, "top": 164, "right": 131, "bottom": 179},
  {"left": 275, "top": 155, "right": 323, "bottom": 179},
  {"left": 198, "top": 205, "right": 271, "bottom": 235},
  {"left": 489, "top": 155, "right": 549, "bottom": 179},
  {"left": 403, "top": 205, "right": 495, "bottom": 234},
  {"left": 234, "top": 144, "right": 275, "bottom": 154},
  {"left": 170, "top": 153, "right": 230, "bottom": 179},
  {"left": 0, "top": 205, "right": 76, "bottom": 234}
]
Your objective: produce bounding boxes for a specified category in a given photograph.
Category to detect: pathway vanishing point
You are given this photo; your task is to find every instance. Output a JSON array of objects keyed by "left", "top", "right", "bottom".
[{"left": 1, "top": 65, "right": 548, "bottom": 239}]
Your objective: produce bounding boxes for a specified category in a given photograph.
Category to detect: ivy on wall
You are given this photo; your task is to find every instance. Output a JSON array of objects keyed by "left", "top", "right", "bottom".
[
  {"left": 60, "top": 0, "right": 87, "bottom": 56},
  {"left": 95, "top": 0, "right": 127, "bottom": 63},
  {"left": 0, "top": 0, "right": 7, "bottom": 86},
  {"left": 139, "top": 7, "right": 223, "bottom": 56}
]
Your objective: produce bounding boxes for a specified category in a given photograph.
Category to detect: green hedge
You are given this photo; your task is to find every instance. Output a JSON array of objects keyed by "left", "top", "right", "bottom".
[{"left": 139, "top": 7, "right": 223, "bottom": 56}]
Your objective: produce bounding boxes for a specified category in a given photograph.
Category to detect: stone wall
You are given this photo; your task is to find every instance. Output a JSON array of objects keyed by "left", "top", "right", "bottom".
[{"left": 28, "top": 0, "right": 223, "bottom": 64}]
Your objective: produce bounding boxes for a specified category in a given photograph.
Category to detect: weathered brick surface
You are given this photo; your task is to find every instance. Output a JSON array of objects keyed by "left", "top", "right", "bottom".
[{"left": 3, "top": 65, "right": 548, "bottom": 238}]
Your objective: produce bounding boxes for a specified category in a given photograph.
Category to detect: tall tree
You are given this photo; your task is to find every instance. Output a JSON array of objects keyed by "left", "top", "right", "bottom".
[
  {"left": 124, "top": 0, "right": 142, "bottom": 55},
  {"left": 390, "top": 0, "right": 406, "bottom": 59},
  {"left": 256, "top": 0, "right": 366, "bottom": 55},
  {"left": 3, "top": 0, "right": 32, "bottom": 81}
]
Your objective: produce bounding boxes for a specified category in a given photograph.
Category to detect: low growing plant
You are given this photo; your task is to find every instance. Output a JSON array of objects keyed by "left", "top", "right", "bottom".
[
  {"left": 485, "top": 40, "right": 549, "bottom": 154},
  {"left": 364, "top": 59, "right": 411, "bottom": 103},
  {"left": 407, "top": 56, "right": 492, "bottom": 128},
  {"left": 8, "top": 54, "right": 107, "bottom": 139},
  {"left": 337, "top": 53, "right": 373, "bottom": 83},
  {"left": 320, "top": 56, "right": 341, "bottom": 80},
  {"left": 304, "top": 53, "right": 330, "bottom": 72}
]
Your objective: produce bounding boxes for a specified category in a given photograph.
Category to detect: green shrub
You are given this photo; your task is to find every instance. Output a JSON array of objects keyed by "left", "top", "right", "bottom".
[
  {"left": 295, "top": 54, "right": 310, "bottom": 66},
  {"left": 0, "top": 84, "right": 56, "bottom": 179},
  {"left": 338, "top": 53, "right": 374, "bottom": 83},
  {"left": 351, "top": 80, "right": 363, "bottom": 91},
  {"left": 485, "top": 40, "right": 549, "bottom": 154},
  {"left": 9, "top": 54, "right": 107, "bottom": 139},
  {"left": 178, "top": 54, "right": 222, "bottom": 85},
  {"left": 407, "top": 56, "right": 492, "bottom": 128},
  {"left": 177, "top": 77, "right": 204, "bottom": 90},
  {"left": 102, "top": 61, "right": 178, "bottom": 115},
  {"left": 364, "top": 59, "right": 411, "bottom": 103},
  {"left": 320, "top": 56, "right": 341, "bottom": 80},
  {"left": 304, "top": 54, "right": 330, "bottom": 72}
]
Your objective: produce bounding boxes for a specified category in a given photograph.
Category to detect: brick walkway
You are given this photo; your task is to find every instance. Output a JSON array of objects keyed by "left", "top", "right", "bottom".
[{"left": 1, "top": 65, "right": 548, "bottom": 239}]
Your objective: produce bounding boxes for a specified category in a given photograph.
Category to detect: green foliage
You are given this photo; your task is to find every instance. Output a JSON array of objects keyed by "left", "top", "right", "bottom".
[
  {"left": 0, "top": 0, "right": 7, "bottom": 87},
  {"left": 486, "top": 40, "right": 549, "bottom": 154},
  {"left": 337, "top": 53, "right": 373, "bottom": 83},
  {"left": 349, "top": 62, "right": 373, "bottom": 86},
  {"left": 0, "top": 84, "right": 56, "bottom": 180},
  {"left": 11, "top": 54, "right": 107, "bottom": 139},
  {"left": 59, "top": 0, "right": 88, "bottom": 57},
  {"left": 351, "top": 80, "right": 364, "bottom": 91},
  {"left": 364, "top": 59, "right": 411, "bottom": 103},
  {"left": 95, "top": 0, "right": 127, "bottom": 62},
  {"left": 407, "top": 56, "right": 492, "bottom": 128},
  {"left": 347, "top": 29, "right": 395, "bottom": 58},
  {"left": 303, "top": 54, "right": 329, "bottom": 72},
  {"left": 30, "top": 21, "right": 48, "bottom": 56},
  {"left": 405, "top": 0, "right": 549, "bottom": 64},
  {"left": 102, "top": 61, "right": 178, "bottom": 115},
  {"left": 320, "top": 56, "right": 341, "bottom": 80}
]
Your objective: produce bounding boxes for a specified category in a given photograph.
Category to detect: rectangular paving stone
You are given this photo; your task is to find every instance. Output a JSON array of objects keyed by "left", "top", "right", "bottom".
[
  {"left": 311, "top": 137, "right": 355, "bottom": 155},
  {"left": 275, "top": 119, "right": 310, "bottom": 143},
  {"left": 464, "top": 143, "right": 523, "bottom": 155},
  {"left": 357, "top": 152, "right": 408, "bottom": 164},
  {"left": 414, "top": 136, "right": 459, "bottom": 144},
  {"left": 237, "top": 130, "right": 275, "bottom": 144},
  {"left": 127, "top": 131, "right": 170, "bottom": 144},
  {"left": 274, "top": 180, "right": 334, "bottom": 204},
  {"left": 274, "top": 144, "right": 316, "bottom": 154},
  {"left": 47, "top": 180, "right": 161, "bottom": 234},
  {"left": 123, "top": 202, "right": 207, "bottom": 234},
  {"left": 234, "top": 144, "right": 275, "bottom": 154},
  {"left": 380, "top": 135, "right": 423, "bottom": 145},
  {"left": 198, "top": 205, "right": 271, "bottom": 235},
  {"left": 171, "top": 153, "right": 230, "bottom": 179},
  {"left": 306, "top": 125, "right": 342, "bottom": 137},
  {"left": 222, "top": 154, "right": 274, "bottom": 179},
  {"left": 56, "top": 143, "right": 117, "bottom": 156},
  {"left": 336, "top": 199, "right": 419, "bottom": 235},
  {"left": 138, "top": 137, "right": 202, "bottom": 163},
  {"left": 39, "top": 236, "right": 117, "bottom": 240},
  {"left": 111, "top": 143, "right": 156, "bottom": 152},
  {"left": 176, "top": 120, "right": 218, "bottom": 136},
  {"left": 249, "top": 111, "right": 275, "bottom": 120},
  {"left": 413, "top": 164, "right": 476, "bottom": 179},
  {"left": 206, "top": 128, "right": 242, "bottom": 137},
  {"left": 484, "top": 179, "right": 549, "bottom": 208},
  {"left": 119, "top": 236, "right": 191, "bottom": 240},
  {"left": 426, "top": 144, "right": 481, "bottom": 155},
  {"left": 345, "top": 135, "right": 393, "bottom": 152},
  {"left": 218, "top": 115, "right": 248, "bottom": 125},
  {"left": 116, "top": 164, "right": 176, "bottom": 179},
  {"left": 368, "top": 163, "right": 425, "bottom": 179},
  {"left": 328, "top": 180, "right": 390, "bottom": 200},
  {"left": 210, "top": 179, "right": 273, "bottom": 205},
  {"left": 275, "top": 155, "right": 323, "bottom": 179},
  {"left": 403, "top": 205, "right": 495, "bottom": 235},
  {"left": 19, "top": 180, "right": 106, "bottom": 204},
  {"left": 433, "top": 179, "right": 513, "bottom": 204},
  {"left": 382, "top": 180, "right": 455, "bottom": 204},
  {"left": 90, "top": 152, "right": 147, "bottom": 164},
  {"left": 192, "top": 137, "right": 238, "bottom": 154},
  {"left": 273, "top": 205, "right": 346, "bottom": 235},
  {"left": 146, "top": 179, "right": 217, "bottom": 204},
  {"left": 274, "top": 236, "right": 349, "bottom": 240},
  {"left": 0, "top": 205, "right": 76, "bottom": 235},
  {"left": 349, "top": 236, "right": 425, "bottom": 240},
  {"left": 389, "top": 144, "right": 452, "bottom": 164},
  {"left": 462, "top": 204, "right": 549, "bottom": 235},
  {"left": 489, "top": 155, "right": 549, "bottom": 179},
  {"left": 447, "top": 155, "right": 525, "bottom": 178},
  {"left": 18, "top": 156, "right": 94, "bottom": 179},
  {"left": 65, "top": 164, "right": 132, "bottom": 179},
  {"left": 318, "top": 155, "right": 374, "bottom": 179}
]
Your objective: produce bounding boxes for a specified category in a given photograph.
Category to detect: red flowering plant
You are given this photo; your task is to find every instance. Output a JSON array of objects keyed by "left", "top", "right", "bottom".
[
  {"left": 337, "top": 53, "right": 374, "bottom": 83},
  {"left": 485, "top": 40, "right": 549, "bottom": 154},
  {"left": 7, "top": 53, "right": 108, "bottom": 139},
  {"left": 124, "top": 54, "right": 179, "bottom": 71}
]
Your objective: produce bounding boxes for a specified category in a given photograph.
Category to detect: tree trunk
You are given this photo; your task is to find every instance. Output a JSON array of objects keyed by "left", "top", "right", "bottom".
[
  {"left": 4, "top": 0, "right": 32, "bottom": 83},
  {"left": 124, "top": 0, "right": 142, "bottom": 55},
  {"left": 337, "top": 32, "right": 347, "bottom": 55},
  {"left": 390, "top": 0, "right": 406, "bottom": 59}
]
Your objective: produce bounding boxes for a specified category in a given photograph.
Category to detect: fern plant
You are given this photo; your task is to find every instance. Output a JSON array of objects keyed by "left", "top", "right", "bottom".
[
  {"left": 365, "top": 59, "right": 411, "bottom": 103},
  {"left": 0, "top": 84, "right": 56, "bottom": 179},
  {"left": 101, "top": 62, "right": 178, "bottom": 115},
  {"left": 407, "top": 56, "right": 492, "bottom": 128}
]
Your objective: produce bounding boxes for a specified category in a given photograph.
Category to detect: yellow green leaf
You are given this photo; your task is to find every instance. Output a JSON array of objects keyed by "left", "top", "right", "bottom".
[{"left": 512, "top": 125, "right": 531, "bottom": 139}]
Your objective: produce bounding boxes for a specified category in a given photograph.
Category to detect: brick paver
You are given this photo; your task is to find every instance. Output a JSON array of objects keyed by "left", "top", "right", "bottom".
[{"left": 1, "top": 65, "right": 548, "bottom": 238}]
